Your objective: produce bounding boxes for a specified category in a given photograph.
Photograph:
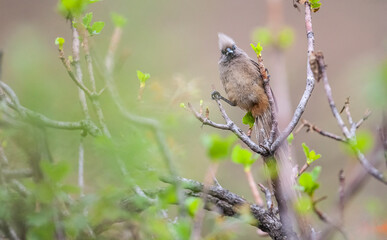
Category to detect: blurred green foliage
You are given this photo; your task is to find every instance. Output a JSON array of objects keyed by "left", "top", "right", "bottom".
[
  {"left": 201, "top": 134, "right": 237, "bottom": 161},
  {"left": 231, "top": 145, "right": 258, "bottom": 171},
  {"left": 111, "top": 12, "right": 127, "bottom": 28}
]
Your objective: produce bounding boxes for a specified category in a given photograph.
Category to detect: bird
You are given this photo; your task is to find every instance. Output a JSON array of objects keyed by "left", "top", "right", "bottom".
[{"left": 213, "top": 33, "right": 273, "bottom": 144}]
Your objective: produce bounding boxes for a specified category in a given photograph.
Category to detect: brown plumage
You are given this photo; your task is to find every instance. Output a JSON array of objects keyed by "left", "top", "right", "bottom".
[{"left": 217, "top": 33, "right": 272, "bottom": 142}]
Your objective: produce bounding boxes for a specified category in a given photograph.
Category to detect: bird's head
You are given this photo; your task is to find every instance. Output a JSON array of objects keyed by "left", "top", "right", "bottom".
[{"left": 218, "top": 33, "right": 238, "bottom": 60}]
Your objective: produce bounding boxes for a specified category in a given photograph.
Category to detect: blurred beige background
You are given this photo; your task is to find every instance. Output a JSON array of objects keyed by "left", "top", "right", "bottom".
[{"left": 0, "top": 0, "right": 386, "bottom": 239}]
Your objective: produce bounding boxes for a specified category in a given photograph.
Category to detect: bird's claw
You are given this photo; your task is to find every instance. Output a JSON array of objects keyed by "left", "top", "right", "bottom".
[{"left": 211, "top": 91, "right": 221, "bottom": 100}]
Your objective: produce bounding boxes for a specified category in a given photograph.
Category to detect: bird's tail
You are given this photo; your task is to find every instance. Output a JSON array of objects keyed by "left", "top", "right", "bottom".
[{"left": 254, "top": 107, "right": 273, "bottom": 146}]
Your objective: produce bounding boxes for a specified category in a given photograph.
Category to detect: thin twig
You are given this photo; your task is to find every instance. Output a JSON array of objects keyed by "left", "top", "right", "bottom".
[
  {"left": 317, "top": 55, "right": 351, "bottom": 139},
  {"left": 190, "top": 163, "right": 219, "bottom": 240},
  {"left": 355, "top": 109, "right": 371, "bottom": 129},
  {"left": 245, "top": 169, "right": 264, "bottom": 206},
  {"left": 258, "top": 183, "right": 273, "bottom": 210},
  {"left": 312, "top": 198, "right": 348, "bottom": 240},
  {"left": 352, "top": 148, "right": 387, "bottom": 185},
  {"left": 214, "top": 98, "right": 270, "bottom": 155},
  {"left": 58, "top": 49, "right": 93, "bottom": 98},
  {"left": 343, "top": 98, "right": 356, "bottom": 135},
  {"left": 338, "top": 170, "right": 345, "bottom": 224},
  {"left": 298, "top": 119, "right": 345, "bottom": 142},
  {"left": 82, "top": 32, "right": 111, "bottom": 138},
  {"left": 78, "top": 137, "right": 85, "bottom": 197},
  {"left": 187, "top": 103, "right": 229, "bottom": 130},
  {"left": 297, "top": 162, "right": 310, "bottom": 177}
]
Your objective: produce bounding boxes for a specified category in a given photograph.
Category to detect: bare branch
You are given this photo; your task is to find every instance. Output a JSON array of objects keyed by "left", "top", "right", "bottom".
[
  {"left": 58, "top": 49, "right": 93, "bottom": 98},
  {"left": 338, "top": 170, "right": 345, "bottom": 224},
  {"left": 343, "top": 98, "right": 356, "bottom": 135},
  {"left": 161, "top": 176, "right": 290, "bottom": 240},
  {"left": 213, "top": 98, "right": 269, "bottom": 156},
  {"left": 317, "top": 54, "right": 351, "bottom": 139},
  {"left": 78, "top": 138, "right": 85, "bottom": 197},
  {"left": 187, "top": 103, "right": 229, "bottom": 130},
  {"left": 0, "top": 82, "right": 101, "bottom": 136},
  {"left": 352, "top": 148, "right": 387, "bottom": 185},
  {"left": 258, "top": 183, "right": 273, "bottom": 210},
  {"left": 82, "top": 32, "right": 111, "bottom": 138},
  {"left": 297, "top": 119, "right": 345, "bottom": 142},
  {"left": 271, "top": 2, "right": 316, "bottom": 151},
  {"left": 355, "top": 109, "right": 371, "bottom": 129},
  {"left": 2, "top": 169, "right": 33, "bottom": 179},
  {"left": 245, "top": 170, "right": 264, "bottom": 206},
  {"left": 316, "top": 50, "right": 386, "bottom": 185},
  {"left": 71, "top": 24, "right": 91, "bottom": 120}
]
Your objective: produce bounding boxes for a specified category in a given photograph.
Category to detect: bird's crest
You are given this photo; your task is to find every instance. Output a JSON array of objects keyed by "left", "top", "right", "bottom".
[{"left": 218, "top": 33, "right": 235, "bottom": 50}]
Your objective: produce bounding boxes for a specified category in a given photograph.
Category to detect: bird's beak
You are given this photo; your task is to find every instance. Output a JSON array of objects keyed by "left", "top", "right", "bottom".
[{"left": 226, "top": 47, "right": 234, "bottom": 56}]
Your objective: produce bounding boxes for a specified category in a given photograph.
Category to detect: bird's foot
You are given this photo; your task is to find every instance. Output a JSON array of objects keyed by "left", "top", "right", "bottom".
[{"left": 211, "top": 90, "right": 221, "bottom": 100}]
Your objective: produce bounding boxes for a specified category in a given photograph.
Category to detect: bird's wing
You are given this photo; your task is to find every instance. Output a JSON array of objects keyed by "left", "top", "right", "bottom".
[{"left": 250, "top": 59, "right": 279, "bottom": 112}]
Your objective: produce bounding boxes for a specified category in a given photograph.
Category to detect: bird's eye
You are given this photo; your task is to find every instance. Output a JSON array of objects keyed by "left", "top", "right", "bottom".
[{"left": 232, "top": 45, "right": 236, "bottom": 50}]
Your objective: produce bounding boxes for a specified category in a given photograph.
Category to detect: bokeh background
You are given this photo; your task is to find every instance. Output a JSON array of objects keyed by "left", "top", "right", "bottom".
[{"left": 0, "top": 0, "right": 386, "bottom": 239}]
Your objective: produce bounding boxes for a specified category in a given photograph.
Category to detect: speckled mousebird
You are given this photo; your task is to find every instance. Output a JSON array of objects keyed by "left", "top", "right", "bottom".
[{"left": 213, "top": 33, "right": 273, "bottom": 143}]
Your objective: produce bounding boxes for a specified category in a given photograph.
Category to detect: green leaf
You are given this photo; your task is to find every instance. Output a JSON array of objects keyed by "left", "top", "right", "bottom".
[
  {"left": 202, "top": 134, "right": 237, "bottom": 161},
  {"left": 298, "top": 166, "right": 321, "bottom": 196},
  {"left": 179, "top": 103, "right": 186, "bottom": 109},
  {"left": 137, "top": 70, "right": 151, "bottom": 87},
  {"left": 287, "top": 133, "right": 294, "bottom": 145},
  {"left": 57, "top": 0, "right": 99, "bottom": 18},
  {"left": 302, "top": 143, "right": 321, "bottom": 165},
  {"left": 309, "top": 0, "right": 321, "bottom": 11},
  {"left": 111, "top": 12, "right": 127, "bottom": 28},
  {"left": 302, "top": 142, "right": 310, "bottom": 158},
  {"left": 278, "top": 27, "right": 295, "bottom": 49},
  {"left": 90, "top": 21, "right": 105, "bottom": 35},
  {"left": 55, "top": 37, "right": 65, "bottom": 50},
  {"left": 250, "top": 42, "right": 263, "bottom": 57},
  {"left": 185, "top": 197, "right": 202, "bottom": 218},
  {"left": 242, "top": 111, "right": 255, "bottom": 128},
  {"left": 82, "top": 12, "right": 93, "bottom": 27},
  {"left": 40, "top": 161, "right": 70, "bottom": 183},
  {"left": 251, "top": 27, "right": 273, "bottom": 47},
  {"left": 231, "top": 145, "right": 258, "bottom": 171}
]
